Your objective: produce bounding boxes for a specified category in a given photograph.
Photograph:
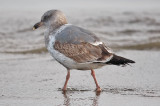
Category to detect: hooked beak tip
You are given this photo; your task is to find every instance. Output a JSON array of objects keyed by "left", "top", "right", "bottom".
[
  {"left": 32, "top": 27, "right": 36, "bottom": 31},
  {"left": 33, "top": 22, "right": 43, "bottom": 31}
]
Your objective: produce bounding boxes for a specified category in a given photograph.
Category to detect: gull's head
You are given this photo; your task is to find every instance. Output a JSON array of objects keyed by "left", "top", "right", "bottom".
[{"left": 33, "top": 10, "right": 67, "bottom": 30}]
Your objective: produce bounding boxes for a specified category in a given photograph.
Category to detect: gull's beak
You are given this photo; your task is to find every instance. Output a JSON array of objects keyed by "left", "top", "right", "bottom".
[{"left": 33, "top": 22, "right": 43, "bottom": 30}]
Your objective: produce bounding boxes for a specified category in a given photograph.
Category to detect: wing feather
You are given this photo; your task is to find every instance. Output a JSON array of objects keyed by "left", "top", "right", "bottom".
[{"left": 54, "top": 41, "right": 112, "bottom": 63}]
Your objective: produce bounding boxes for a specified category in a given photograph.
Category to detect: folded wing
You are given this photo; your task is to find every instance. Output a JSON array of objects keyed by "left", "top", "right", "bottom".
[
  {"left": 54, "top": 25, "right": 113, "bottom": 63},
  {"left": 54, "top": 41, "right": 113, "bottom": 63}
]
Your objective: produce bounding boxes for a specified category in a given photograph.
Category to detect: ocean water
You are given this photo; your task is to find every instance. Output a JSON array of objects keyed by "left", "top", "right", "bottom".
[{"left": 0, "top": 0, "right": 160, "bottom": 53}]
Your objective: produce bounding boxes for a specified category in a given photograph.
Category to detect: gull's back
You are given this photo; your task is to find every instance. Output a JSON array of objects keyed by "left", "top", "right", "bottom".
[{"left": 55, "top": 25, "right": 100, "bottom": 44}]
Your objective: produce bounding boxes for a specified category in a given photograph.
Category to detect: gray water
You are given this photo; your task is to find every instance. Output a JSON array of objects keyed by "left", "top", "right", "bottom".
[
  {"left": 1, "top": 11, "right": 160, "bottom": 52},
  {"left": 0, "top": 0, "right": 160, "bottom": 53}
]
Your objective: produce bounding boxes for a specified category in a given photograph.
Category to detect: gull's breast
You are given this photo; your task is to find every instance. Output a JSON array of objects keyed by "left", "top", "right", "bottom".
[{"left": 47, "top": 35, "right": 77, "bottom": 69}]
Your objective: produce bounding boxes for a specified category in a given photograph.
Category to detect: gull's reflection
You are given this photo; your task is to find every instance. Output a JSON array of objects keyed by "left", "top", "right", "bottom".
[
  {"left": 63, "top": 91, "right": 70, "bottom": 106},
  {"left": 62, "top": 90, "right": 101, "bottom": 106},
  {"left": 92, "top": 91, "right": 101, "bottom": 106}
]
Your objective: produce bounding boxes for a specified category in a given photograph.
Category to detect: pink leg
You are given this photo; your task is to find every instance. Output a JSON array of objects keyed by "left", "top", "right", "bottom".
[
  {"left": 63, "top": 69, "right": 70, "bottom": 91},
  {"left": 91, "top": 69, "right": 101, "bottom": 92}
]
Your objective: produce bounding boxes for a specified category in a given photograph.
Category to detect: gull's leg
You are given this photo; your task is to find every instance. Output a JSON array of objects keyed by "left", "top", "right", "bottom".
[
  {"left": 62, "top": 69, "right": 70, "bottom": 91},
  {"left": 91, "top": 69, "right": 101, "bottom": 92}
]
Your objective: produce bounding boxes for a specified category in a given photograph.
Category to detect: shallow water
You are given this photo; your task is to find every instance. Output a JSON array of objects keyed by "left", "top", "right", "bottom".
[{"left": 1, "top": 11, "right": 160, "bottom": 53}]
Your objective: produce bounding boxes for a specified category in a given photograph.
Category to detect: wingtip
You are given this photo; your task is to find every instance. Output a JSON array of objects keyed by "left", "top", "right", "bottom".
[
  {"left": 106, "top": 54, "right": 135, "bottom": 65},
  {"left": 128, "top": 59, "right": 135, "bottom": 63}
]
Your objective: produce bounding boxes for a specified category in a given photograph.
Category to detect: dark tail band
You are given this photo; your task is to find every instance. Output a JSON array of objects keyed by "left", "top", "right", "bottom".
[{"left": 106, "top": 54, "right": 135, "bottom": 66}]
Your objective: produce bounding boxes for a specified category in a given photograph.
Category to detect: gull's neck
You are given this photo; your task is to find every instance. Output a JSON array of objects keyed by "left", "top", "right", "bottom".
[{"left": 44, "top": 24, "right": 71, "bottom": 47}]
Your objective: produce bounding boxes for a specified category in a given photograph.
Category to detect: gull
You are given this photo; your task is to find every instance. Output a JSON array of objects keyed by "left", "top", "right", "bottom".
[{"left": 33, "top": 10, "right": 135, "bottom": 92}]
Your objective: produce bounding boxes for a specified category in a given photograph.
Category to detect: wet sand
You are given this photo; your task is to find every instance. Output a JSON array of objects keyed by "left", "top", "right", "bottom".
[{"left": 0, "top": 50, "right": 160, "bottom": 106}]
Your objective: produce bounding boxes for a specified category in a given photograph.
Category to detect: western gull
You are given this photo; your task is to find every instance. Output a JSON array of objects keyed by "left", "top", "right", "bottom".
[{"left": 33, "top": 10, "right": 135, "bottom": 92}]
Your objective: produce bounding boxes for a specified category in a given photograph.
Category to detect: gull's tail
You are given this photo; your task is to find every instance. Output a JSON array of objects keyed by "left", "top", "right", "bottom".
[{"left": 106, "top": 54, "right": 135, "bottom": 66}]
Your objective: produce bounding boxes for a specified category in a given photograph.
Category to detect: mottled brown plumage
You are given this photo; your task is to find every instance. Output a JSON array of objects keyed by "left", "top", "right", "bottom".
[
  {"left": 54, "top": 41, "right": 105, "bottom": 63},
  {"left": 54, "top": 41, "right": 114, "bottom": 63}
]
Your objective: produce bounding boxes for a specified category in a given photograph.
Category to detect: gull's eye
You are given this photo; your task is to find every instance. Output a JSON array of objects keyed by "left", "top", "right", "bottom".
[
  {"left": 43, "top": 16, "right": 47, "bottom": 21},
  {"left": 42, "top": 16, "right": 48, "bottom": 21},
  {"left": 42, "top": 14, "right": 51, "bottom": 22}
]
